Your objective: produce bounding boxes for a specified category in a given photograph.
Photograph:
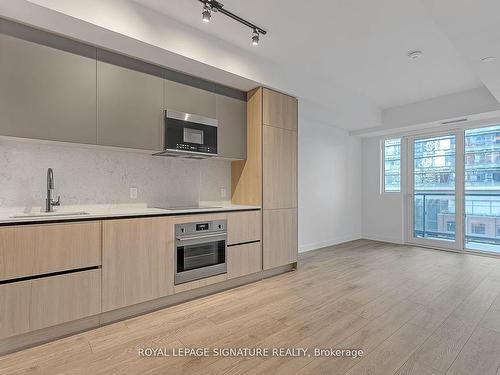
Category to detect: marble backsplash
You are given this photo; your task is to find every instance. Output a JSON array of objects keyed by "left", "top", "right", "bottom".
[{"left": 0, "top": 138, "right": 231, "bottom": 209}]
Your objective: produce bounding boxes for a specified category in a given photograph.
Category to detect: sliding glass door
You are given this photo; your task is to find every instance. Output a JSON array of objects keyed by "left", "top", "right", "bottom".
[
  {"left": 407, "top": 125, "right": 500, "bottom": 255},
  {"left": 464, "top": 125, "right": 500, "bottom": 254},
  {"left": 409, "top": 133, "right": 462, "bottom": 250}
]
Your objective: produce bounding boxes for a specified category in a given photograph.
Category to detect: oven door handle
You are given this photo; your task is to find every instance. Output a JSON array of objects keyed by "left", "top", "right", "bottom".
[{"left": 176, "top": 232, "right": 227, "bottom": 242}]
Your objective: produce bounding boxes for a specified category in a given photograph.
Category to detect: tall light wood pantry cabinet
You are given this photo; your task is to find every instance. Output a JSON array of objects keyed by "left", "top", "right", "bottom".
[{"left": 232, "top": 88, "right": 298, "bottom": 270}]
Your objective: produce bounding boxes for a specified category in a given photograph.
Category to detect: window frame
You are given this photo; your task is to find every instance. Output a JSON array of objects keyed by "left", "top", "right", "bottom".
[{"left": 382, "top": 137, "right": 402, "bottom": 194}]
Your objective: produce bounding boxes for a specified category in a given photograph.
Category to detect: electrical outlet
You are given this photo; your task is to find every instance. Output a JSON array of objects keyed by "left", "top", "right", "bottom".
[
  {"left": 220, "top": 187, "right": 227, "bottom": 199},
  {"left": 129, "top": 187, "right": 138, "bottom": 200}
]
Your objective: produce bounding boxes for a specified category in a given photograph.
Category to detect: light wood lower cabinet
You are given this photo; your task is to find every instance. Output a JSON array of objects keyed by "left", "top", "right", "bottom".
[
  {"left": 0, "top": 270, "right": 101, "bottom": 339},
  {"left": 227, "top": 210, "right": 261, "bottom": 245},
  {"left": 0, "top": 211, "right": 270, "bottom": 343},
  {"left": 227, "top": 242, "right": 262, "bottom": 279},
  {"left": 0, "top": 281, "right": 31, "bottom": 339},
  {"left": 30, "top": 270, "right": 101, "bottom": 331},
  {"left": 102, "top": 217, "right": 174, "bottom": 311},
  {"left": 0, "top": 222, "right": 101, "bottom": 281},
  {"left": 263, "top": 208, "right": 298, "bottom": 270}
]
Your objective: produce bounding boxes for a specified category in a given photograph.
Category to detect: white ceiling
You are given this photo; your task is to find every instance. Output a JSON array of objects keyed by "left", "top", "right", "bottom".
[
  {"left": 421, "top": 0, "right": 500, "bottom": 103},
  {"left": 135, "top": 0, "right": 484, "bottom": 109}
]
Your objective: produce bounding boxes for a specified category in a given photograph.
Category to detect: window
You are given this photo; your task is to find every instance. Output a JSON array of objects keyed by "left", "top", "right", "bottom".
[
  {"left": 383, "top": 138, "right": 401, "bottom": 192},
  {"left": 446, "top": 221, "right": 456, "bottom": 232},
  {"left": 413, "top": 135, "right": 456, "bottom": 240},
  {"left": 408, "top": 124, "right": 500, "bottom": 254},
  {"left": 465, "top": 125, "right": 500, "bottom": 252},
  {"left": 471, "top": 223, "right": 486, "bottom": 235}
]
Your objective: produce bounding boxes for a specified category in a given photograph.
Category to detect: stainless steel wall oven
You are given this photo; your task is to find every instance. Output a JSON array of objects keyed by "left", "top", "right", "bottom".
[{"left": 174, "top": 219, "right": 227, "bottom": 285}]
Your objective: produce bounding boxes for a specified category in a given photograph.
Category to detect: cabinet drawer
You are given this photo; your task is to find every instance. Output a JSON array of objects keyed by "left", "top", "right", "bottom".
[
  {"left": 0, "top": 281, "right": 31, "bottom": 339},
  {"left": 227, "top": 210, "right": 261, "bottom": 245},
  {"left": 30, "top": 269, "right": 101, "bottom": 331},
  {"left": 0, "top": 222, "right": 101, "bottom": 281},
  {"left": 0, "top": 269, "right": 101, "bottom": 339},
  {"left": 228, "top": 242, "right": 262, "bottom": 279}
]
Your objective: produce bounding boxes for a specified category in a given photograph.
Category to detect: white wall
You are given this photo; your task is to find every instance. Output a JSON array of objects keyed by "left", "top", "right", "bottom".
[
  {"left": 299, "top": 118, "right": 362, "bottom": 252},
  {"left": 361, "top": 137, "right": 405, "bottom": 244},
  {"left": 381, "top": 87, "right": 500, "bottom": 130}
]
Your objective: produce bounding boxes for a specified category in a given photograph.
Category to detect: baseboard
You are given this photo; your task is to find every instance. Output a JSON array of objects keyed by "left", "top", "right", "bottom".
[
  {"left": 0, "top": 316, "right": 100, "bottom": 356},
  {"left": 361, "top": 233, "right": 403, "bottom": 244},
  {"left": 100, "top": 272, "right": 264, "bottom": 325},
  {"left": 299, "top": 234, "right": 362, "bottom": 253},
  {"left": 262, "top": 264, "right": 295, "bottom": 277}
]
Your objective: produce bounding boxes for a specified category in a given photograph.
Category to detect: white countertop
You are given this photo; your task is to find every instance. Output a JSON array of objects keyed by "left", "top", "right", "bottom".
[{"left": 0, "top": 203, "right": 261, "bottom": 225}]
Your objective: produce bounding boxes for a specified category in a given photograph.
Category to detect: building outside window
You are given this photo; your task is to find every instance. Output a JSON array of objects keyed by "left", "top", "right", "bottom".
[
  {"left": 446, "top": 221, "right": 456, "bottom": 232},
  {"left": 496, "top": 225, "right": 500, "bottom": 237},
  {"left": 414, "top": 135, "right": 456, "bottom": 240},
  {"left": 412, "top": 126, "right": 500, "bottom": 252},
  {"left": 471, "top": 223, "right": 486, "bottom": 235},
  {"left": 464, "top": 125, "right": 500, "bottom": 252}
]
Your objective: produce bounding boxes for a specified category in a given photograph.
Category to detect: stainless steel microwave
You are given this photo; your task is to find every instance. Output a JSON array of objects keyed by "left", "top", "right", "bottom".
[{"left": 155, "top": 110, "right": 218, "bottom": 159}]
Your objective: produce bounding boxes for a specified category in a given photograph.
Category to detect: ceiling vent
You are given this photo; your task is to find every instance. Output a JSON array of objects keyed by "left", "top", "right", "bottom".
[
  {"left": 407, "top": 50, "right": 423, "bottom": 60},
  {"left": 441, "top": 118, "right": 468, "bottom": 125}
]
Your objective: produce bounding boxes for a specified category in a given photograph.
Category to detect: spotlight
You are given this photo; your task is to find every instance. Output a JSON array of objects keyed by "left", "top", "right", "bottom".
[
  {"left": 196, "top": 0, "right": 267, "bottom": 45},
  {"left": 202, "top": 4, "right": 211, "bottom": 23},
  {"left": 252, "top": 29, "right": 259, "bottom": 46}
]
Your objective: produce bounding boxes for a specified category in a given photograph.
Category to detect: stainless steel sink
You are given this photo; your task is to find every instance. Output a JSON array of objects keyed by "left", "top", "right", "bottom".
[{"left": 10, "top": 211, "right": 89, "bottom": 219}]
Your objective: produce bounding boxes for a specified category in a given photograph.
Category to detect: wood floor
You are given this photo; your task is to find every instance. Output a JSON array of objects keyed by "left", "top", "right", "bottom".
[{"left": 2, "top": 240, "right": 500, "bottom": 375}]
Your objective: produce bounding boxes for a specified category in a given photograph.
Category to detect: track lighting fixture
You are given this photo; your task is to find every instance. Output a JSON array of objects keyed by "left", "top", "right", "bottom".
[
  {"left": 252, "top": 29, "right": 259, "bottom": 46},
  {"left": 202, "top": 4, "right": 211, "bottom": 22},
  {"left": 198, "top": 0, "right": 267, "bottom": 45}
]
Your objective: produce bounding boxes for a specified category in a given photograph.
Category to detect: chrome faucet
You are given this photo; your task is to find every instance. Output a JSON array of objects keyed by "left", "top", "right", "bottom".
[{"left": 45, "top": 168, "right": 61, "bottom": 212}]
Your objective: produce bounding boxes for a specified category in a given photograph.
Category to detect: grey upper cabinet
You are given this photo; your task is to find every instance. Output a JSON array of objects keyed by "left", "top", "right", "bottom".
[
  {"left": 97, "top": 51, "right": 164, "bottom": 151},
  {"left": 216, "top": 94, "right": 246, "bottom": 159},
  {"left": 0, "top": 27, "right": 97, "bottom": 144},
  {"left": 164, "top": 80, "right": 216, "bottom": 118},
  {"left": 0, "top": 19, "right": 248, "bottom": 154}
]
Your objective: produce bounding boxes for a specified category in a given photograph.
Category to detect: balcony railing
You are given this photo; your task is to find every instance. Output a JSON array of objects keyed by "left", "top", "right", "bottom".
[{"left": 414, "top": 191, "right": 500, "bottom": 248}]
